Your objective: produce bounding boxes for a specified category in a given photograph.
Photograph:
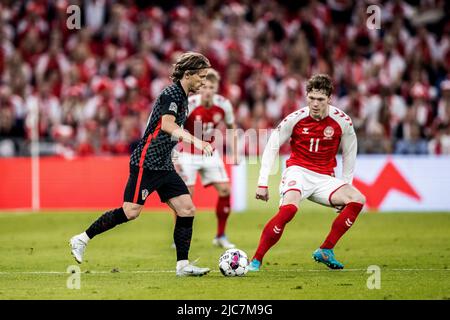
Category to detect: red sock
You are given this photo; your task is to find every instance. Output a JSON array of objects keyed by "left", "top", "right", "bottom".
[
  {"left": 253, "top": 204, "right": 297, "bottom": 262},
  {"left": 216, "top": 196, "right": 230, "bottom": 237},
  {"left": 320, "top": 202, "right": 363, "bottom": 249}
]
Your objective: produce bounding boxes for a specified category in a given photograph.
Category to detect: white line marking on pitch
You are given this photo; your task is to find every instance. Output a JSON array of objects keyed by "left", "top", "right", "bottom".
[{"left": 0, "top": 268, "right": 449, "bottom": 275}]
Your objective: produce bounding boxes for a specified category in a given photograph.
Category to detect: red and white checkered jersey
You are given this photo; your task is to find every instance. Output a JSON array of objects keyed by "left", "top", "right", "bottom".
[{"left": 258, "top": 105, "right": 357, "bottom": 186}]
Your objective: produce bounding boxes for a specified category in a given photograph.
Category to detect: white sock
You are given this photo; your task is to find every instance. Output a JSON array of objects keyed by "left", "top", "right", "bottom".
[
  {"left": 79, "top": 232, "right": 90, "bottom": 243},
  {"left": 176, "top": 260, "right": 189, "bottom": 270}
]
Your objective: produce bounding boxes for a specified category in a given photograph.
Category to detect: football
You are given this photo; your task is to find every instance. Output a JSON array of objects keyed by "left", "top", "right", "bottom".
[{"left": 218, "top": 248, "right": 249, "bottom": 277}]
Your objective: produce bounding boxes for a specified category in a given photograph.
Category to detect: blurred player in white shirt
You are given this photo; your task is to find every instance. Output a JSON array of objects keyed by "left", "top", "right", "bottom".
[
  {"left": 249, "top": 74, "right": 366, "bottom": 271},
  {"left": 176, "top": 69, "right": 239, "bottom": 249}
]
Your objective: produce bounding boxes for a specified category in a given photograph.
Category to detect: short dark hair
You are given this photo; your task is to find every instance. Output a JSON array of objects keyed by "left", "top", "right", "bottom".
[
  {"left": 306, "top": 74, "right": 334, "bottom": 97},
  {"left": 171, "top": 52, "right": 211, "bottom": 82}
]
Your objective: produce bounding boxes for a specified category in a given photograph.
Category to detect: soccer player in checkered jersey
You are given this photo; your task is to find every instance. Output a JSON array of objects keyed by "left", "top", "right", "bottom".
[
  {"left": 175, "top": 69, "right": 239, "bottom": 249},
  {"left": 248, "top": 74, "right": 366, "bottom": 271},
  {"left": 70, "top": 52, "right": 214, "bottom": 276}
]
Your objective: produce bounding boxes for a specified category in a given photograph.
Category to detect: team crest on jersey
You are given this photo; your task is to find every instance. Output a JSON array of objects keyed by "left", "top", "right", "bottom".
[
  {"left": 169, "top": 102, "right": 178, "bottom": 114},
  {"left": 288, "top": 180, "right": 296, "bottom": 187},
  {"left": 323, "top": 126, "right": 334, "bottom": 139},
  {"left": 302, "top": 127, "right": 309, "bottom": 134},
  {"left": 142, "top": 189, "right": 149, "bottom": 201},
  {"left": 213, "top": 113, "right": 222, "bottom": 123}
]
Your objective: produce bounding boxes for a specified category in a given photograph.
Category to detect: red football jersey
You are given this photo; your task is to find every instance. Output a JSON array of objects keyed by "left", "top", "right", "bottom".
[
  {"left": 183, "top": 94, "right": 234, "bottom": 153},
  {"left": 258, "top": 106, "right": 357, "bottom": 186},
  {"left": 288, "top": 110, "right": 345, "bottom": 175}
]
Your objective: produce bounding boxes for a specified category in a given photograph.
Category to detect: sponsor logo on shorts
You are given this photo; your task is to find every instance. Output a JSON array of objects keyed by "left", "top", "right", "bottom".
[
  {"left": 323, "top": 126, "right": 334, "bottom": 139},
  {"left": 142, "top": 189, "right": 149, "bottom": 200},
  {"left": 288, "top": 180, "right": 296, "bottom": 187}
]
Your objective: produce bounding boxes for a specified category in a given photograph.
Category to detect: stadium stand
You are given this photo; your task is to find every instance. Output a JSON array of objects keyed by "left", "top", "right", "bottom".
[{"left": 0, "top": 0, "right": 449, "bottom": 157}]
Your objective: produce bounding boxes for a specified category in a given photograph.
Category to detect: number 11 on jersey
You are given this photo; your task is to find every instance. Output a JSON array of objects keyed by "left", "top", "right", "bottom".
[{"left": 310, "top": 138, "right": 319, "bottom": 152}]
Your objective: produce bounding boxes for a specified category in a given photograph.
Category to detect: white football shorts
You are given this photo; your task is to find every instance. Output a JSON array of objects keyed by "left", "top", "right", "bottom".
[
  {"left": 177, "top": 150, "right": 229, "bottom": 187},
  {"left": 279, "top": 165, "right": 347, "bottom": 208}
]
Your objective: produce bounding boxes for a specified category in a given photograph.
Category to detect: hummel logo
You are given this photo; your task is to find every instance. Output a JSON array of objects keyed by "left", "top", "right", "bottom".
[
  {"left": 345, "top": 218, "right": 353, "bottom": 227},
  {"left": 302, "top": 128, "right": 309, "bottom": 134},
  {"left": 273, "top": 226, "right": 282, "bottom": 234}
]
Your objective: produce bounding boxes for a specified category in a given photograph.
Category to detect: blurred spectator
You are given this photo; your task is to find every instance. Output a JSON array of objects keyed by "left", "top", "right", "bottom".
[
  {"left": 60, "top": 84, "right": 86, "bottom": 130},
  {"left": 409, "top": 82, "right": 434, "bottom": 137},
  {"left": 25, "top": 81, "right": 61, "bottom": 141},
  {"left": 358, "top": 127, "right": 393, "bottom": 154},
  {"left": 428, "top": 123, "right": 450, "bottom": 154},
  {"left": 0, "top": 102, "right": 26, "bottom": 156},
  {"left": 363, "top": 85, "right": 407, "bottom": 138},
  {"left": 394, "top": 108, "right": 428, "bottom": 154},
  {"left": 368, "top": 35, "right": 406, "bottom": 91},
  {"left": 83, "top": 0, "right": 110, "bottom": 33},
  {"left": 35, "top": 31, "right": 70, "bottom": 96},
  {"left": 337, "top": 85, "right": 365, "bottom": 131},
  {"left": 436, "top": 79, "right": 450, "bottom": 125}
]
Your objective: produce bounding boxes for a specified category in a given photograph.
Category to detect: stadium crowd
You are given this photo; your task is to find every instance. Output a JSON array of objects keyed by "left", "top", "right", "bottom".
[{"left": 0, "top": 0, "right": 449, "bottom": 157}]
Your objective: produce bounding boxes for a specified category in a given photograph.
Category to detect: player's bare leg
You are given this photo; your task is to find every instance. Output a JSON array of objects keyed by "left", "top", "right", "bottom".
[
  {"left": 249, "top": 189, "right": 301, "bottom": 271},
  {"left": 69, "top": 202, "right": 142, "bottom": 264},
  {"left": 212, "top": 182, "right": 235, "bottom": 249},
  {"left": 313, "top": 185, "right": 365, "bottom": 269},
  {"left": 167, "top": 194, "right": 210, "bottom": 276}
]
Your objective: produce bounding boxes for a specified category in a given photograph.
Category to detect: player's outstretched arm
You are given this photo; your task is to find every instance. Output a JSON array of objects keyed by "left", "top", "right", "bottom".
[
  {"left": 257, "top": 113, "right": 297, "bottom": 189},
  {"left": 161, "top": 114, "right": 213, "bottom": 156},
  {"left": 341, "top": 121, "right": 358, "bottom": 184}
]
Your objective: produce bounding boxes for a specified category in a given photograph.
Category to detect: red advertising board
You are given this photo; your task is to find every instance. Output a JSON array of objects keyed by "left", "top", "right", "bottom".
[{"left": 0, "top": 157, "right": 223, "bottom": 210}]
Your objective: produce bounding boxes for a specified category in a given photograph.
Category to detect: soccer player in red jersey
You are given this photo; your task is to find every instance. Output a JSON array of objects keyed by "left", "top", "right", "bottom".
[
  {"left": 176, "top": 69, "right": 239, "bottom": 249},
  {"left": 249, "top": 74, "right": 366, "bottom": 271}
]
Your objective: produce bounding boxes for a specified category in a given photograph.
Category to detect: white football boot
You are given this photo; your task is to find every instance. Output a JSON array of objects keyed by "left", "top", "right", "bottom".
[
  {"left": 69, "top": 234, "right": 89, "bottom": 264},
  {"left": 212, "top": 235, "right": 236, "bottom": 249},
  {"left": 176, "top": 259, "right": 210, "bottom": 277}
]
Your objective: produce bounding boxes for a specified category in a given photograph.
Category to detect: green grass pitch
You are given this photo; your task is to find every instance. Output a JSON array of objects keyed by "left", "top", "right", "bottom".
[
  {"left": 1, "top": 207, "right": 449, "bottom": 300},
  {"left": 1, "top": 160, "right": 449, "bottom": 300}
]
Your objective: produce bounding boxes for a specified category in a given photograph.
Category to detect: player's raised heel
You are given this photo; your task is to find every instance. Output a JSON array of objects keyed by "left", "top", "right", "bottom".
[
  {"left": 212, "top": 235, "right": 236, "bottom": 249},
  {"left": 69, "top": 235, "right": 87, "bottom": 264},
  {"left": 248, "top": 259, "right": 261, "bottom": 272},
  {"left": 312, "top": 248, "right": 344, "bottom": 269}
]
